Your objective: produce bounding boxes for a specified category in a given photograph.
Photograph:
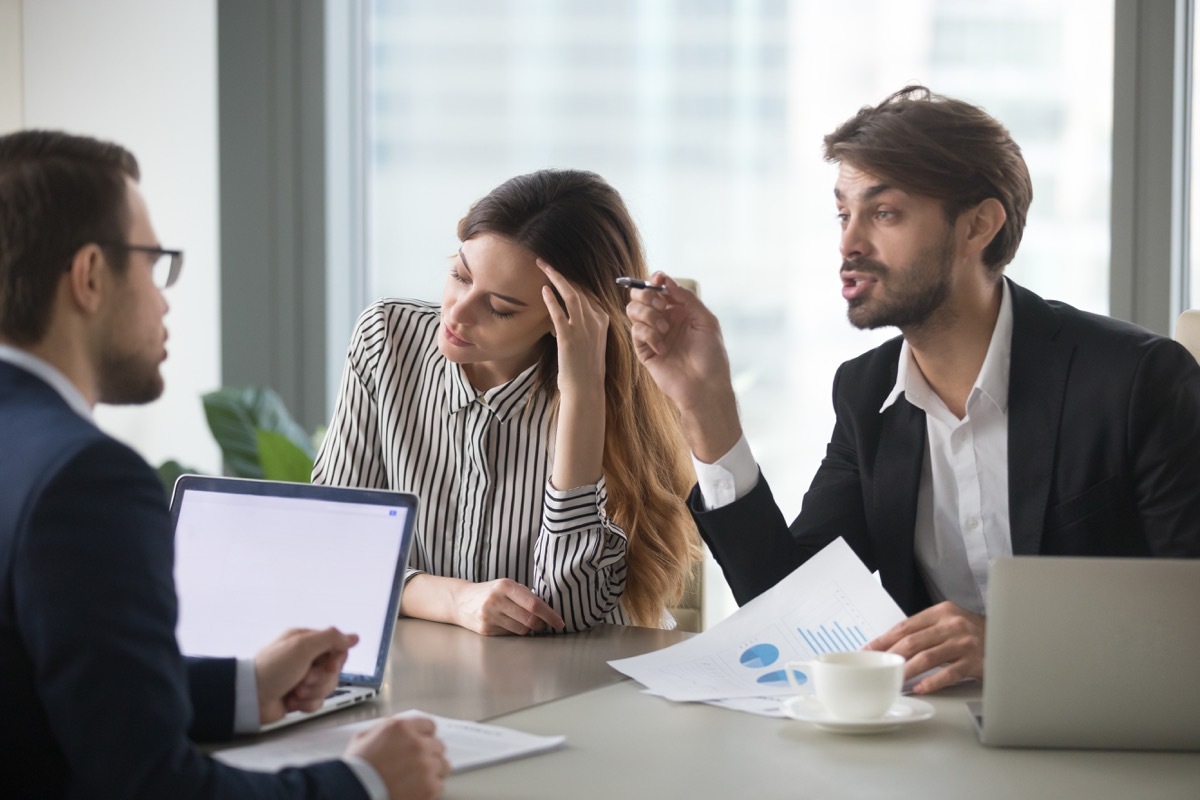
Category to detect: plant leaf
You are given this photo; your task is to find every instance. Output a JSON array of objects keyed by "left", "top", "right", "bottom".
[
  {"left": 203, "top": 388, "right": 265, "bottom": 477},
  {"left": 257, "top": 429, "right": 315, "bottom": 483},
  {"left": 203, "top": 387, "right": 316, "bottom": 478},
  {"left": 156, "top": 459, "right": 198, "bottom": 501}
]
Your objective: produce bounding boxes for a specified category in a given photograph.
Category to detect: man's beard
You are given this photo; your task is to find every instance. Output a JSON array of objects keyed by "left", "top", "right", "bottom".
[
  {"left": 845, "top": 232, "right": 955, "bottom": 331},
  {"left": 97, "top": 350, "right": 165, "bottom": 405}
]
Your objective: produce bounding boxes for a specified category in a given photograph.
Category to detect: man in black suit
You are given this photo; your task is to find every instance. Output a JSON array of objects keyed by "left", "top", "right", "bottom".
[
  {"left": 627, "top": 86, "right": 1200, "bottom": 694},
  {"left": 0, "top": 130, "right": 448, "bottom": 798}
]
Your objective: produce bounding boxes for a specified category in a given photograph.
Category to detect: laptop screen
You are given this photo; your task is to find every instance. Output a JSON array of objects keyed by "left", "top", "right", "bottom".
[{"left": 170, "top": 476, "right": 417, "bottom": 683}]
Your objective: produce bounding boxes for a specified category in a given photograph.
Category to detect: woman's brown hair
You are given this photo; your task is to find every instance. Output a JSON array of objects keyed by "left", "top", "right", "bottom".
[{"left": 458, "top": 169, "right": 701, "bottom": 627}]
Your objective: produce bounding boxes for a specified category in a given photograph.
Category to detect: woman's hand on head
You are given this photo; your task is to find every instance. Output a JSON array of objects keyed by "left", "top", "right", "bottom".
[
  {"left": 452, "top": 578, "right": 566, "bottom": 636},
  {"left": 537, "top": 260, "right": 609, "bottom": 399}
]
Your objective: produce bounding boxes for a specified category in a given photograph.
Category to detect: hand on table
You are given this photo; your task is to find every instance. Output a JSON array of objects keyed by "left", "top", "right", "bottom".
[
  {"left": 865, "top": 601, "right": 985, "bottom": 694},
  {"left": 453, "top": 578, "right": 566, "bottom": 636}
]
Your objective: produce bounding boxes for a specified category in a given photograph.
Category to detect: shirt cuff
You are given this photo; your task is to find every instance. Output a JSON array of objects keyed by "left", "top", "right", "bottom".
[
  {"left": 344, "top": 756, "right": 389, "bottom": 800},
  {"left": 233, "top": 657, "right": 260, "bottom": 734},
  {"left": 543, "top": 476, "right": 616, "bottom": 535},
  {"left": 692, "top": 433, "right": 759, "bottom": 511}
]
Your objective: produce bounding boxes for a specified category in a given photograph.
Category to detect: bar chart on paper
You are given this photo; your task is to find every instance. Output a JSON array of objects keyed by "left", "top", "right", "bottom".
[
  {"left": 606, "top": 538, "right": 907, "bottom": 702},
  {"left": 797, "top": 621, "right": 868, "bottom": 654},
  {"left": 789, "top": 586, "right": 875, "bottom": 657}
]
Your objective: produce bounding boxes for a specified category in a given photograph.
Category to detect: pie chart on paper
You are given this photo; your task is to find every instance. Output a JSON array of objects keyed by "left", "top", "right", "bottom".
[
  {"left": 756, "top": 668, "right": 807, "bottom": 686},
  {"left": 739, "top": 643, "right": 780, "bottom": 669}
]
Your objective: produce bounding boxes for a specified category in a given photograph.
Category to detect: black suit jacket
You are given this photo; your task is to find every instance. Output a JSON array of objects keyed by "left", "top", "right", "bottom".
[
  {"left": 0, "top": 362, "right": 366, "bottom": 799},
  {"left": 692, "top": 281, "right": 1200, "bottom": 614}
]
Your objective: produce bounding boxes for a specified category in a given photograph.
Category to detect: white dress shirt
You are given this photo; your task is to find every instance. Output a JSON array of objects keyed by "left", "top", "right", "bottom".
[
  {"left": 0, "top": 346, "right": 385, "bottom": 797},
  {"left": 695, "top": 282, "right": 1015, "bottom": 615},
  {"left": 880, "top": 281, "right": 1013, "bottom": 614}
]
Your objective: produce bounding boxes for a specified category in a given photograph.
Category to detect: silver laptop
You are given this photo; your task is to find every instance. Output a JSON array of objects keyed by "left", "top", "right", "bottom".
[
  {"left": 169, "top": 475, "right": 417, "bottom": 732},
  {"left": 971, "top": 556, "right": 1200, "bottom": 750}
]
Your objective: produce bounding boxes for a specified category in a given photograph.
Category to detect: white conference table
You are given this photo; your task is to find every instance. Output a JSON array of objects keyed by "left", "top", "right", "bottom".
[
  {"left": 220, "top": 620, "right": 1200, "bottom": 799},
  {"left": 445, "top": 679, "right": 1200, "bottom": 799}
]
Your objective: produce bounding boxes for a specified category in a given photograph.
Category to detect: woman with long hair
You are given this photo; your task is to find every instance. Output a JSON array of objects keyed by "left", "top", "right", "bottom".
[{"left": 314, "top": 169, "right": 700, "bottom": 634}]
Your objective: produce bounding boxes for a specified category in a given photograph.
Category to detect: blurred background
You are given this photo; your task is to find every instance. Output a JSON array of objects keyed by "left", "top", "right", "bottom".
[{"left": 9, "top": 0, "right": 1195, "bottom": 625}]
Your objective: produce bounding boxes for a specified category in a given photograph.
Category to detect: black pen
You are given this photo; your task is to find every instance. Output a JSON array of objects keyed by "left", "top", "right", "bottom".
[{"left": 616, "top": 276, "right": 667, "bottom": 292}]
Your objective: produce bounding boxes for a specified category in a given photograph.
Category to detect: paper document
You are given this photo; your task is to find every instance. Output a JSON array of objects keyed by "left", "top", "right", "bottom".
[
  {"left": 215, "top": 710, "right": 565, "bottom": 774},
  {"left": 698, "top": 695, "right": 789, "bottom": 717},
  {"left": 610, "top": 538, "right": 905, "bottom": 702}
]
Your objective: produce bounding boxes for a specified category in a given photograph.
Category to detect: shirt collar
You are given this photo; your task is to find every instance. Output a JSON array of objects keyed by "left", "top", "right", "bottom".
[
  {"left": 0, "top": 344, "right": 94, "bottom": 420},
  {"left": 879, "top": 279, "right": 1013, "bottom": 415},
  {"left": 443, "top": 358, "right": 540, "bottom": 422}
]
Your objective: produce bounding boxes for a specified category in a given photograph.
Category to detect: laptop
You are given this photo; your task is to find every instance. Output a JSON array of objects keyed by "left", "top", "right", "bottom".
[
  {"left": 970, "top": 556, "right": 1200, "bottom": 750},
  {"left": 169, "top": 475, "right": 418, "bottom": 732}
]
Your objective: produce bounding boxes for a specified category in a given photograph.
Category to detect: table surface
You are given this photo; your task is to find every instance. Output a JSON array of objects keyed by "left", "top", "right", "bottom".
[
  {"left": 443, "top": 679, "right": 1200, "bottom": 799},
  {"left": 235, "top": 619, "right": 689, "bottom": 745},
  {"left": 224, "top": 621, "right": 1200, "bottom": 799}
]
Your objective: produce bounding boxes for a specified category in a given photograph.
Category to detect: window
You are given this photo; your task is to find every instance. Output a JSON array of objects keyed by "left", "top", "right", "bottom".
[
  {"left": 359, "top": 0, "right": 1114, "bottom": 623},
  {"left": 1191, "top": 1, "right": 1200, "bottom": 312}
]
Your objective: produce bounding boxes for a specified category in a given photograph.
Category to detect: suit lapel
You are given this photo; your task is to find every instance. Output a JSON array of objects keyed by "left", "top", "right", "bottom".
[
  {"left": 873, "top": 397, "right": 926, "bottom": 610},
  {"left": 1006, "top": 280, "right": 1073, "bottom": 555}
]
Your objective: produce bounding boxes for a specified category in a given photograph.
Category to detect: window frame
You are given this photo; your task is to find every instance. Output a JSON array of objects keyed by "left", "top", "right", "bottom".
[{"left": 217, "top": 0, "right": 1192, "bottom": 431}]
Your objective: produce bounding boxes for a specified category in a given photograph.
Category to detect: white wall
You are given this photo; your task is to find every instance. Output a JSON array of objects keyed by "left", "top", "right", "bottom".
[
  {"left": 0, "top": 0, "right": 21, "bottom": 131},
  {"left": 21, "top": 0, "right": 221, "bottom": 474}
]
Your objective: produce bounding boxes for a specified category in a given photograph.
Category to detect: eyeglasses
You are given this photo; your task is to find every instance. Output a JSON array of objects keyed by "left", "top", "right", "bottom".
[{"left": 95, "top": 242, "right": 185, "bottom": 289}]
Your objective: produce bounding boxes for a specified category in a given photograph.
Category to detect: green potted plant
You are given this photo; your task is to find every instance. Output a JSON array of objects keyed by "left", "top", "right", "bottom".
[{"left": 157, "top": 386, "right": 322, "bottom": 496}]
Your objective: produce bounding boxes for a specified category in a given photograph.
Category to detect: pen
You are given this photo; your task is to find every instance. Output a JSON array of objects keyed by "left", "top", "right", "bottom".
[{"left": 615, "top": 276, "right": 667, "bottom": 292}]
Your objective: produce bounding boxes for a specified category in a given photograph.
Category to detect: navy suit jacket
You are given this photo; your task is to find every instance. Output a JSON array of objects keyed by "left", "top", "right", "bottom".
[
  {"left": 0, "top": 362, "right": 366, "bottom": 799},
  {"left": 692, "top": 280, "right": 1200, "bottom": 614}
]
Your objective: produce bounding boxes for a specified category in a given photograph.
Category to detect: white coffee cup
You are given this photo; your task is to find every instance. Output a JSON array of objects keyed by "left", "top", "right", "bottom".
[{"left": 785, "top": 651, "right": 905, "bottom": 721}]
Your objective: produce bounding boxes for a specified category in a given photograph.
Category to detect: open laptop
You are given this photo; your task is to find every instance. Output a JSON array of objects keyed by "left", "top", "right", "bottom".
[
  {"left": 169, "top": 475, "right": 418, "bottom": 732},
  {"left": 971, "top": 556, "right": 1200, "bottom": 750}
]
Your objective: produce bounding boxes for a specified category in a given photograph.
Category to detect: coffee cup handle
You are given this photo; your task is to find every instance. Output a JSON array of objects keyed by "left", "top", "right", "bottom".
[{"left": 783, "top": 659, "right": 811, "bottom": 693}]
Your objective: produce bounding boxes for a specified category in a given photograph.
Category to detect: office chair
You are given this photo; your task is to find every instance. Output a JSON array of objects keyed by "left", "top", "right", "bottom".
[{"left": 1174, "top": 309, "right": 1200, "bottom": 364}]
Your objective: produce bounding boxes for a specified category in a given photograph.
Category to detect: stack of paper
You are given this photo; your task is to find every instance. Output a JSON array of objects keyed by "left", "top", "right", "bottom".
[
  {"left": 609, "top": 538, "right": 906, "bottom": 716},
  {"left": 215, "top": 710, "right": 565, "bottom": 773}
]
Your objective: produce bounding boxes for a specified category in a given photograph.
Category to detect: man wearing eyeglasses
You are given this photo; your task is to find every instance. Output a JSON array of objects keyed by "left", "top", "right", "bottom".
[{"left": 0, "top": 130, "right": 448, "bottom": 798}]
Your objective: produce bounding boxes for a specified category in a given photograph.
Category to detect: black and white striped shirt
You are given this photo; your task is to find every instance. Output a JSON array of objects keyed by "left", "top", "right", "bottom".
[{"left": 313, "top": 300, "right": 632, "bottom": 631}]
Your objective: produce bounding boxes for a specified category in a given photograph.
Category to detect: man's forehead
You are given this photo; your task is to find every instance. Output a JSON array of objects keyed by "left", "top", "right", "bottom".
[{"left": 833, "top": 165, "right": 912, "bottom": 203}]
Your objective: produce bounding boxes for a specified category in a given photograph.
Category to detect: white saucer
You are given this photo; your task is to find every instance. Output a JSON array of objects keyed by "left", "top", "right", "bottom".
[{"left": 780, "top": 694, "right": 935, "bottom": 734}]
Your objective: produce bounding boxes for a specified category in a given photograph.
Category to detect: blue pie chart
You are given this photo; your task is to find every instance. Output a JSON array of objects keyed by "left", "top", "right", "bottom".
[
  {"left": 757, "top": 668, "right": 807, "bottom": 686},
  {"left": 739, "top": 643, "right": 780, "bottom": 669}
]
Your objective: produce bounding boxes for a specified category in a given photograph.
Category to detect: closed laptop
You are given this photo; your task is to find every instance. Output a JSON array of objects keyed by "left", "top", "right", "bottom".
[{"left": 974, "top": 556, "right": 1200, "bottom": 750}]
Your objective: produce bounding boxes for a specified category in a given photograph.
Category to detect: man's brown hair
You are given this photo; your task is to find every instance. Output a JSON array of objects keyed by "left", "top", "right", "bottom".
[
  {"left": 824, "top": 85, "right": 1032, "bottom": 275},
  {"left": 0, "top": 130, "right": 140, "bottom": 344}
]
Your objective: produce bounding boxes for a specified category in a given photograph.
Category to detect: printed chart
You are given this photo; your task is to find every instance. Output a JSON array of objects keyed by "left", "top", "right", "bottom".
[
  {"left": 797, "top": 620, "right": 868, "bottom": 654},
  {"left": 609, "top": 539, "right": 907, "bottom": 702}
]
